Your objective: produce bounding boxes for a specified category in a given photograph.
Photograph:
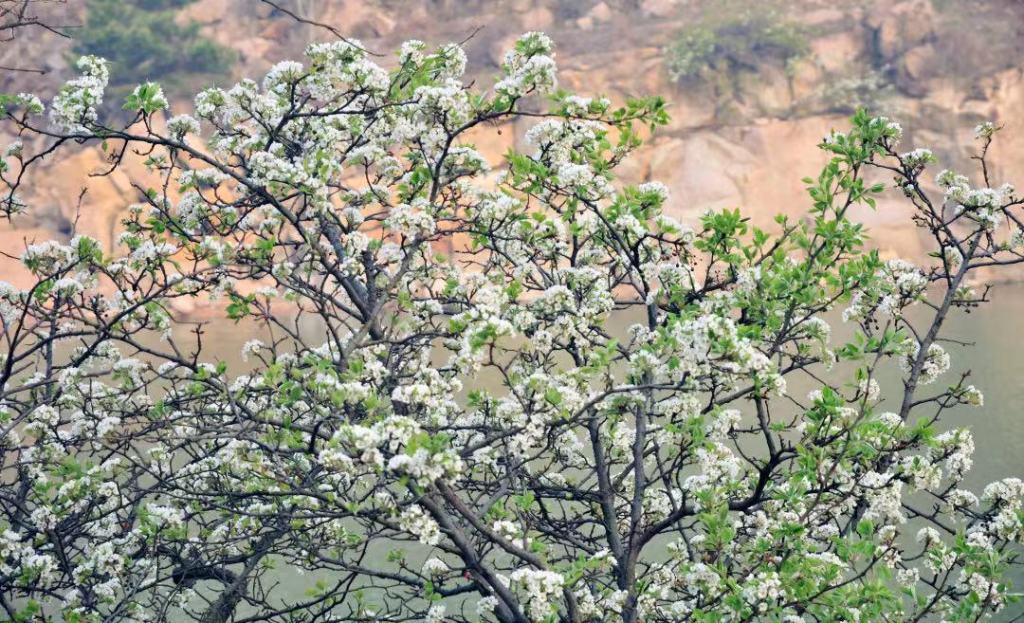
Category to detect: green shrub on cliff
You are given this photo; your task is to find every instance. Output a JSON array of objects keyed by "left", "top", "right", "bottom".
[
  {"left": 73, "top": 0, "right": 233, "bottom": 110},
  {"left": 666, "top": 2, "right": 808, "bottom": 88}
]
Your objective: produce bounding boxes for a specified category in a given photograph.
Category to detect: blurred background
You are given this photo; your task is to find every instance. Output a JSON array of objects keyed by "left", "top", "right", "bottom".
[
  {"left": 2, "top": 0, "right": 1023, "bottom": 515},
  {"left": 3, "top": 0, "right": 1024, "bottom": 273}
]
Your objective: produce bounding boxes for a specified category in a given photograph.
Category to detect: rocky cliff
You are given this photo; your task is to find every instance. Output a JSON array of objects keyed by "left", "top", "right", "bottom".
[{"left": 3, "top": 0, "right": 1023, "bottom": 286}]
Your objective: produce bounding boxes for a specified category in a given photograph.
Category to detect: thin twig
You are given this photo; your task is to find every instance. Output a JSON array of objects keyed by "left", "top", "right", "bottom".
[
  {"left": 258, "top": 0, "right": 380, "bottom": 56},
  {"left": 0, "top": 64, "right": 46, "bottom": 73}
]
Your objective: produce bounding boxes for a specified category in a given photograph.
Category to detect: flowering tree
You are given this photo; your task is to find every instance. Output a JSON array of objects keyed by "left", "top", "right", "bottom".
[{"left": 0, "top": 32, "right": 1022, "bottom": 623}]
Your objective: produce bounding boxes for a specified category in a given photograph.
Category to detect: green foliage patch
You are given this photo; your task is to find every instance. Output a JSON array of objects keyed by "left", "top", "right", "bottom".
[
  {"left": 666, "top": 2, "right": 809, "bottom": 89},
  {"left": 73, "top": 0, "right": 233, "bottom": 110}
]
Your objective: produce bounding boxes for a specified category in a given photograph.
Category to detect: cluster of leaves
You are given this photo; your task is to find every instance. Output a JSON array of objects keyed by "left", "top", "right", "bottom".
[{"left": 814, "top": 67, "right": 896, "bottom": 115}]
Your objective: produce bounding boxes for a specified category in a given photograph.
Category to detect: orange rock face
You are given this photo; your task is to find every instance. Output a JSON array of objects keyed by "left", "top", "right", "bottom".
[{"left": 4, "top": 0, "right": 1024, "bottom": 286}]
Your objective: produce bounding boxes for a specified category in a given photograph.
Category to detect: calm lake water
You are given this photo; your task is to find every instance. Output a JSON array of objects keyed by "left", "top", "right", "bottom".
[
  {"left": 937, "top": 284, "right": 1024, "bottom": 493},
  {"left": 940, "top": 285, "right": 1024, "bottom": 620}
]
